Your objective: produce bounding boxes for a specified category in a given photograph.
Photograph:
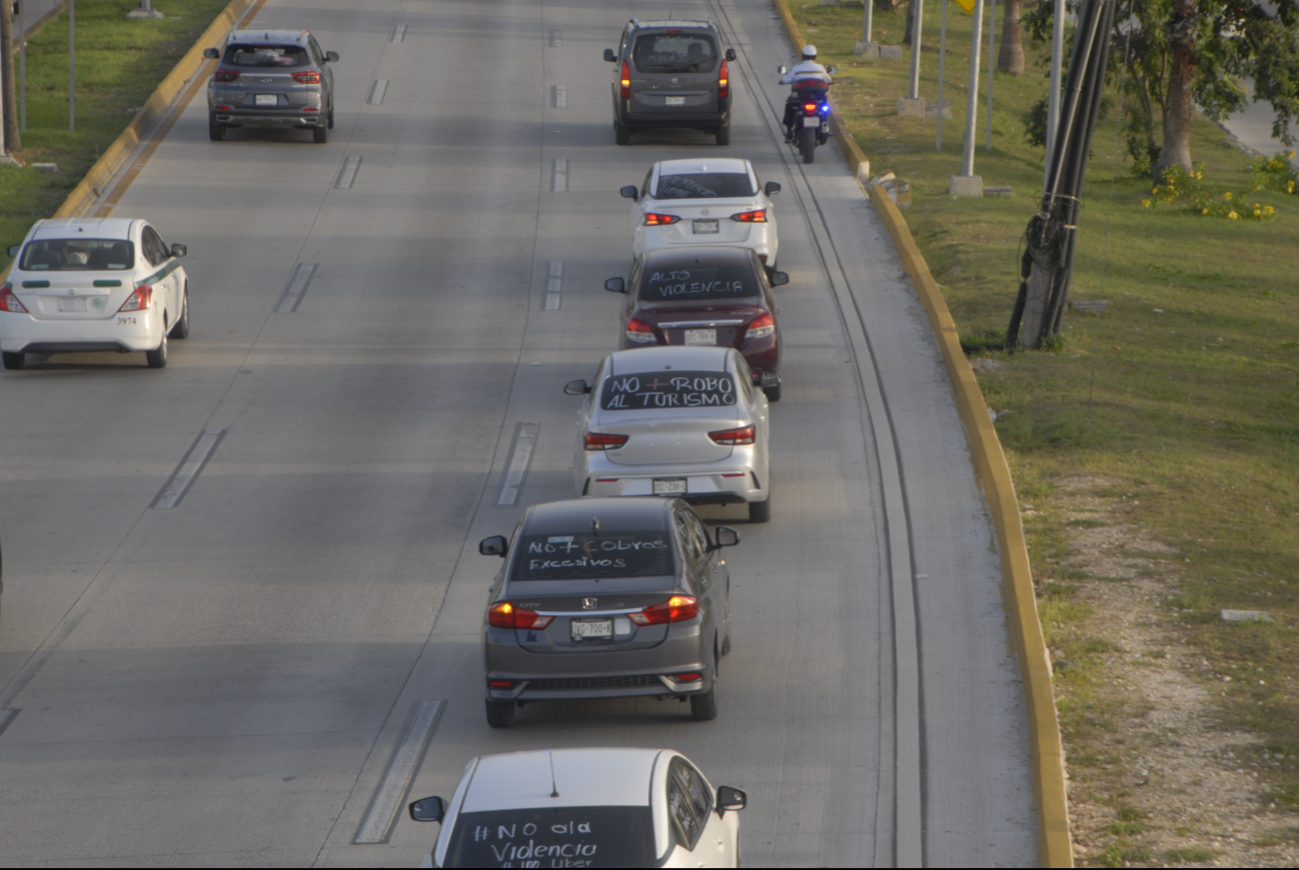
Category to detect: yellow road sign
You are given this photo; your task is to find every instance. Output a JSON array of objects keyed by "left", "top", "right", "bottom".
[{"left": 953, "top": 0, "right": 977, "bottom": 12}]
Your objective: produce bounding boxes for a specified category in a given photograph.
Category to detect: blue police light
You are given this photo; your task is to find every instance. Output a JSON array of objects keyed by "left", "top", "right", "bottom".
[{"left": 819, "top": 103, "right": 831, "bottom": 114}]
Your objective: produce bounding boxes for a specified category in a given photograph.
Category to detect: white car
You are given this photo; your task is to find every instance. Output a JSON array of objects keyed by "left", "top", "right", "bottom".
[
  {"left": 565, "top": 346, "right": 772, "bottom": 523},
  {"left": 620, "top": 158, "right": 781, "bottom": 267},
  {"left": 408, "top": 748, "right": 747, "bottom": 868},
  {"left": 1, "top": 217, "right": 189, "bottom": 370}
]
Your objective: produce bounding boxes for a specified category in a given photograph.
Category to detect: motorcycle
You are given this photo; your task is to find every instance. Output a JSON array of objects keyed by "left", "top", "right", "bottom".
[{"left": 778, "top": 66, "right": 835, "bottom": 164}]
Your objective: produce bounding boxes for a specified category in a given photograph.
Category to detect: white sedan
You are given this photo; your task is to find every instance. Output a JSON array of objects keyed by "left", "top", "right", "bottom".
[
  {"left": 408, "top": 747, "right": 748, "bottom": 868},
  {"left": 620, "top": 157, "right": 781, "bottom": 267},
  {"left": 1, "top": 217, "right": 189, "bottom": 370}
]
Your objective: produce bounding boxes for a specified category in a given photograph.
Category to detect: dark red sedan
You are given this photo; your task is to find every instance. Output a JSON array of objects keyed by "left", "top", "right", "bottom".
[{"left": 606, "top": 247, "right": 788, "bottom": 401}]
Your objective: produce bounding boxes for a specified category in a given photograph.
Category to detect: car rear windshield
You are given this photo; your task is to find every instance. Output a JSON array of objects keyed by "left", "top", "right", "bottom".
[
  {"left": 639, "top": 266, "right": 759, "bottom": 302},
  {"left": 20, "top": 239, "right": 134, "bottom": 271},
  {"left": 442, "top": 806, "right": 656, "bottom": 867},
  {"left": 654, "top": 173, "right": 754, "bottom": 199},
  {"left": 513, "top": 532, "right": 674, "bottom": 581},
  {"left": 601, "top": 370, "right": 738, "bottom": 411},
  {"left": 223, "top": 44, "right": 309, "bottom": 67},
  {"left": 632, "top": 33, "right": 718, "bottom": 73}
]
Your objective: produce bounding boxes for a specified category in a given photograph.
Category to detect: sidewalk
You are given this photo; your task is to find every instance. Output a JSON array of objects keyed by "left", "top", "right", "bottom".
[{"left": 1219, "top": 82, "right": 1299, "bottom": 170}]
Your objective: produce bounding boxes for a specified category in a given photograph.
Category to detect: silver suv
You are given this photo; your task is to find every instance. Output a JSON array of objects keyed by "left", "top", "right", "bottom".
[
  {"left": 204, "top": 30, "right": 338, "bottom": 143},
  {"left": 604, "top": 19, "right": 737, "bottom": 146}
]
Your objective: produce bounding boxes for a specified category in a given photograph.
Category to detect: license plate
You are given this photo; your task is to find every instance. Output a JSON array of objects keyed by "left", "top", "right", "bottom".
[
  {"left": 58, "top": 297, "right": 87, "bottom": 312},
  {"left": 653, "top": 478, "right": 687, "bottom": 496},
  {"left": 692, "top": 219, "right": 719, "bottom": 234},
  {"left": 255, "top": 94, "right": 278, "bottom": 107},
  {"left": 684, "top": 328, "right": 716, "bottom": 346},
  {"left": 665, "top": 96, "right": 686, "bottom": 106},
  {"left": 571, "top": 618, "right": 613, "bottom": 640},
  {"left": 803, "top": 115, "right": 821, "bottom": 127}
]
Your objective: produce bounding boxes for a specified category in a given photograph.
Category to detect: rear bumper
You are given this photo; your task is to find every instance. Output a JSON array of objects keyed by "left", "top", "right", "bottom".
[
  {"left": 580, "top": 455, "right": 766, "bottom": 503},
  {"left": 212, "top": 111, "right": 323, "bottom": 128},
  {"left": 1, "top": 312, "right": 162, "bottom": 354},
  {"left": 617, "top": 98, "right": 730, "bottom": 130},
  {"left": 633, "top": 229, "right": 778, "bottom": 265}
]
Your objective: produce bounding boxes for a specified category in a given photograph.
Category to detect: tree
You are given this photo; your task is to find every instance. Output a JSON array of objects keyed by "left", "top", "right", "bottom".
[{"left": 999, "top": 0, "right": 1026, "bottom": 75}]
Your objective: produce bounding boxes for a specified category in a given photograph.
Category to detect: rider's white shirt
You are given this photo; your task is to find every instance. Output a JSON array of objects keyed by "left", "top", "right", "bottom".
[{"left": 780, "top": 60, "right": 830, "bottom": 84}]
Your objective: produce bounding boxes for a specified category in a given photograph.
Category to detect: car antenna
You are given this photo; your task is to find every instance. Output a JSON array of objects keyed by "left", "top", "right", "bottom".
[
  {"left": 547, "top": 750, "right": 560, "bottom": 798},
  {"left": 591, "top": 516, "right": 600, "bottom": 536}
]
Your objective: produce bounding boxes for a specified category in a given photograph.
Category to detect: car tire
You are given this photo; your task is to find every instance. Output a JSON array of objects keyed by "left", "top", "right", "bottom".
[
  {"left": 690, "top": 654, "right": 719, "bottom": 721},
  {"left": 615, "top": 122, "right": 632, "bottom": 146},
  {"left": 168, "top": 287, "right": 190, "bottom": 339},
  {"left": 748, "top": 496, "right": 771, "bottom": 524},
  {"left": 485, "top": 699, "right": 515, "bottom": 728},
  {"left": 313, "top": 124, "right": 328, "bottom": 144},
  {"left": 715, "top": 123, "right": 731, "bottom": 146},
  {"left": 801, "top": 127, "right": 816, "bottom": 164},
  {"left": 145, "top": 333, "right": 168, "bottom": 369},
  {"left": 208, "top": 116, "right": 225, "bottom": 141},
  {"left": 2, "top": 351, "right": 25, "bottom": 371},
  {"left": 762, "top": 382, "right": 781, "bottom": 403}
]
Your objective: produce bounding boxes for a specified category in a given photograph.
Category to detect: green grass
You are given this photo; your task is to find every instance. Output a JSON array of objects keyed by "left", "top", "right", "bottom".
[
  {"left": 0, "top": 0, "right": 232, "bottom": 265},
  {"left": 1165, "top": 846, "right": 1217, "bottom": 863}
]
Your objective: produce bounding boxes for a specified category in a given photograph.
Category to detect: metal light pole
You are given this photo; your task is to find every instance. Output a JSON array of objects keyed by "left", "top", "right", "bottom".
[
  {"left": 961, "top": 0, "right": 983, "bottom": 176},
  {"left": 19, "top": 0, "right": 25, "bottom": 130},
  {"left": 907, "top": 0, "right": 925, "bottom": 100},
  {"left": 128, "top": 0, "right": 165, "bottom": 19},
  {"left": 986, "top": 0, "right": 996, "bottom": 149},
  {"left": 936, "top": 0, "right": 949, "bottom": 150},
  {"left": 69, "top": 0, "right": 74, "bottom": 131},
  {"left": 1045, "top": 0, "right": 1065, "bottom": 189},
  {"left": 863, "top": 0, "right": 873, "bottom": 42}
]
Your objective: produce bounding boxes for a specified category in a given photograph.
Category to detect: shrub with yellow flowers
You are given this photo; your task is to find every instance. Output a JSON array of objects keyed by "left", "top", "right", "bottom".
[
  {"left": 1141, "top": 164, "right": 1276, "bottom": 221},
  {"left": 1251, "top": 151, "right": 1299, "bottom": 195}
]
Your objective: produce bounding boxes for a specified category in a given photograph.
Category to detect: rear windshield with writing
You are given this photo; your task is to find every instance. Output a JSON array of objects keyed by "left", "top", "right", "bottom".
[
  {"left": 639, "top": 266, "right": 758, "bottom": 302},
  {"left": 20, "top": 239, "right": 134, "bottom": 271},
  {"left": 654, "top": 173, "right": 754, "bottom": 199},
  {"left": 443, "top": 806, "right": 655, "bottom": 868},
  {"left": 632, "top": 34, "right": 718, "bottom": 73},
  {"left": 224, "top": 44, "right": 309, "bottom": 67},
  {"left": 601, "top": 371, "right": 737, "bottom": 411},
  {"left": 514, "top": 533, "right": 674, "bottom": 581}
]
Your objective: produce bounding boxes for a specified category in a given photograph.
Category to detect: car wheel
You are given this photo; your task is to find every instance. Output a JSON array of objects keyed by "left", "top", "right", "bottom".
[
  {"left": 313, "top": 124, "right": 328, "bottom": 144},
  {"left": 715, "top": 123, "right": 731, "bottom": 146},
  {"left": 690, "top": 652, "right": 719, "bottom": 721},
  {"left": 168, "top": 287, "right": 190, "bottom": 339},
  {"left": 485, "top": 699, "right": 515, "bottom": 728},
  {"left": 801, "top": 127, "right": 816, "bottom": 164},
  {"left": 615, "top": 122, "right": 632, "bottom": 146},
  {"left": 748, "top": 496, "right": 771, "bottom": 524},
  {"left": 208, "top": 115, "right": 225, "bottom": 141},
  {"left": 762, "top": 382, "right": 781, "bottom": 403},
  {"left": 145, "top": 333, "right": 168, "bottom": 369},
  {"left": 2, "top": 351, "right": 25, "bottom": 370}
]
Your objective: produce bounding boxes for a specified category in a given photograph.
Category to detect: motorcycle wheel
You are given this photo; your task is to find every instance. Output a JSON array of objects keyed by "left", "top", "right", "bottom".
[{"left": 802, "top": 127, "right": 816, "bottom": 164}]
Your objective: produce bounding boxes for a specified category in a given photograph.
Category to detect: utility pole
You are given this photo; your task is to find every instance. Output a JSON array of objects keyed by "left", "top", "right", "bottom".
[
  {"left": 1, "top": 0, "right": 18, "bottom": 154},
  {"left": 18, "top": 0, "right": 24, "bottom": 130},
  {"left": 68, "top": 0, "right": 74, "bottom": 131},
  {"left": 1045, "top": 0, "right": 1065, "bottom": 189}
]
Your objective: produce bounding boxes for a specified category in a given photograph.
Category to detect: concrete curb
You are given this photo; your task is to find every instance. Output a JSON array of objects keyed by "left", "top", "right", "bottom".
[{"left": 769, "top": 1, "right": 1073, "bottom": 865}]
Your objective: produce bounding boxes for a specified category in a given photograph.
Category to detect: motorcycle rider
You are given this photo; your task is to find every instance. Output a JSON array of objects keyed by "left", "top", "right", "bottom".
[{"left": 780, "top": 45, "right": 831, "bottom": 142}]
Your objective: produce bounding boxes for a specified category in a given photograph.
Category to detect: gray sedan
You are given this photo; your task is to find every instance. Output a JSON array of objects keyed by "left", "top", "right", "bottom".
[
  {"left": 478, "top": 498, "right": 739, "bottom": 727},
  {"left": 204, "top": 29, "right": 338, "bottom": 143}
]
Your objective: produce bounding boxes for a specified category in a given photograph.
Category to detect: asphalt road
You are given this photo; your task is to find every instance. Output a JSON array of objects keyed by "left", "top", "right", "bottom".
[{"left": 0, "top": 0, "right": 1036, "bottom": 866}]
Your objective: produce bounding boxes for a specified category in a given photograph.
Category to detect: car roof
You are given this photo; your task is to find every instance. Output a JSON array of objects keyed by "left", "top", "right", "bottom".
[
  {"left": 641, "top": 246, "right": 756, "bottom": 270},
  {"left": 228, "top": 29, "right": 310, "bottom": 45},
  {"left": 31, "top": 218, "right": 136, "bottom": 241},
  {"left": 631, "top": 19, "right": 715, "bottom": 31},
  {"left": 461, "top": 749, "right": 664, "bottom": 812},
  {"left": 524, "top": 497, "right": 672, "bottom": 535},
  {"left": 656, "top": 157, "right": 750, "bottom": 177},
  {"left": 609, "top": 345, "right": 733, "bottom": 377}
]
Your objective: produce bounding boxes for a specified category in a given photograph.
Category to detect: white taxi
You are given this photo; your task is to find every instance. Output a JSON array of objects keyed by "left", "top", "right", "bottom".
[
  {"left": 409, "top": 748, "right": 747, "bottom": 868},
  {"left": 1, "top": 217, "right": 189, "bottom": 370}
]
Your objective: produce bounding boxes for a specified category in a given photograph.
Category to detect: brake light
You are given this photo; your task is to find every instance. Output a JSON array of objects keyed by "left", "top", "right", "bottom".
[
  {"left": 731, "top": 209, "right": 766, "bottom": 223},
  {"left": 625, "top": 317, "right": 657, "bottom": 344},
  {"left": 628, "top": 595, "right": 699, "bottom": 626},
  {"left": 584, "top": 432, "right": 630, "bottom": 451},
  {"left": 291, "top": 70, "right": 321, "bottom": 84},
  {"left": 719, "top": 60, "right": 729, "bottom": 98},
  {"left": 213, "top": 68, "right": 240, "bottom": 83},
  {"left": 709, "top": 425, "right": 756, "bottom": 445},
  {"left": 488, "top": 602, "right": 553, "bottom": 630},
  {"left": 0, "top": 283, "right": 28, "bottom": 313},
  {"left": 745, "top": 312, "right": 774, "bottom": 339},
  {"left": 804, "top": 103, "right": 818, "bottom": 113},
  {"left": 214, "top": 104, "right": 233, "bottom": 111},
  {"left": 643, "top": 213, "right": 680, "bottom": 226},
  {"left": 621, "top": 60, "right": 631, "bottom": 98},
  {"left": 489, "top": 680, "right": 515, "bottom": 688},
  {"left": 118, "top": 284, "right": 153, "bottom": 312}
]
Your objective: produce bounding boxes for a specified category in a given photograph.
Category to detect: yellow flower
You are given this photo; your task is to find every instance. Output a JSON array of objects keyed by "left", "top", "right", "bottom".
[
  {"left": 1253, "top": 209, "right": 1261, "bottom": 217},
  {"left": 1228, "top": 211, "right": 1239, "bottom": 219},
  {"left": 1290, "top": 150, "right": 1296, "bottom": 159},
  {"left": 1195, "top": 171, "right": 1203, "bottom": 180},
  {"left": 1223, "top": 191, "right": 1233, "bottom": 201},
  {"left": 1289, "top": 181, "right": 1296, "bottom": 194},
  {"left": 1202, "top": 208, "right": 1210, "bottom": 215},
  {"left": 1142, "top": 199, "right": 1152, "bottom": 207},
  {"left": 1265, "top": 205, "right": 1275, "bottom": 215}
]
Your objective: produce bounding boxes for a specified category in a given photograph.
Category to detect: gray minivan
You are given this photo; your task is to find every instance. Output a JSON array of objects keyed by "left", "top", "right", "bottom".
[
  {"left": 604, "top": 19, "right": 737, "bottom": 146},
  {"left": 204, "top": 30, "right": 338, "bottom": 143}
]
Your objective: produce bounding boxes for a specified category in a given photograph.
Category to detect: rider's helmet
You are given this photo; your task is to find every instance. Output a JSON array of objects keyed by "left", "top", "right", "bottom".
[{"left": 801, "top": 45, "right": 817, "bottom": 60}]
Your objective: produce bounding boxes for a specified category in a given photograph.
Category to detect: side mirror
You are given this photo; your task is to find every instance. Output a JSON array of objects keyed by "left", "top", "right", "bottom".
[
  {"left": 604, "top": 277, "right": 626, "bottom": 294},
  {"left": 479, "top": 535, "right": 509, "bottom": 557},
  {"left": 778, "top": 65, "right": 787, "bottom": 75},
  {"left": 725, "top": 48, "right": 737, "bottom": 62},
  {"left": 768, "top": 271, "right": 789, "bottom": 287},
  {"left": 712, "top": 527, "right": 741, "bottom": 549},
  {"left": 826, "top": 65, "right": 837, "bottom": 74},
  {"left": 170, "top": 243, "right": 187, "bottom": 258},
  {"left": 764, "top": 181, "right": 781, "bottom": 196},
  {"left": 564, "top": 379, "right": 592, "bottom": 396},
  {"left": 325, "top": 51, "right": 340, "bottom": 63},
  {"left": 409, "top": 796, "right": 446, "bottom": 823},
  {"left": 716, "top": 786, "right": 747, "bottom": 814},
  {"left": 6, "top": 244, "right": 20, "bottom": 257},
  {"left": 619, "top": 185, "right": 639, "bottom": 199},
  {"left": 203, "top": 48, "right": 220, "bottom": 60},
  {"left": 603, "top": 48, "right": 617, "bottom": 63}
]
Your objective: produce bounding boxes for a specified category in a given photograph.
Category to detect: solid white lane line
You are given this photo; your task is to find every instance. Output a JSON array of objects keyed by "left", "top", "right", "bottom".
[
  {"left": 352, "top": 700, "right": 446, "bottom": 845},
  {"left": 391, "top": 23, "right": 406, "bottom": 43},
  {"left": 336, "top": 156, "right": 362, "bottom": 189},
  {"left": 551, "top": 158, "right": 567, "bottom": 192},
  {"left": 368, "top": 79, "right": 389, "bottom": 105},
  {"left": 552, "top": 85, "right": 566, "bottom": 108},
  {"left": 497, "top": 423, "right": 540, "bottom": 506},
  {"left": 152, "top": 429, "right": 226, "bottom": 509},
  {"left": 274, "top": 262, "right": 317, "bottom": 314}
]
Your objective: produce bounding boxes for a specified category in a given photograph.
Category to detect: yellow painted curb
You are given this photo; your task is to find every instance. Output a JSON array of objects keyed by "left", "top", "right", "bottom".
[{"left": 770, "top": 1, "right": 1073, "bottom": 865}]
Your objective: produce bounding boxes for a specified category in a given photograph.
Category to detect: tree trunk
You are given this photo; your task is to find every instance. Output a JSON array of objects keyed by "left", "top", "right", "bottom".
[
  {"left": 1158, "top": 0, "right": 1197, "bottom": 174},
  {"left": 0, "top": 0, "right": 20, "bottom": 153},
  {"left": 998, "top": 0, "right": 1024, "bottom": 75}
]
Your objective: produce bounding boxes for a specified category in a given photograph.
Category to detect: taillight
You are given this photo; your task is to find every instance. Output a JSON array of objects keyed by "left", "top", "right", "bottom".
[
  {"left": 620, "top": 60, "right": 631, "bottom": 98},
  {"left": 0, "top": 283, "right": 28, "bottom": 313},
  {"left": 643, "top": 213, "right": 680, "bottom": 226},
  {"left": 214, "top": 104, "right": 233, "bottom": 111},
  {"left": 804, "top": 102, "right": 818, "bottom": 114},
  {"left": 709, "top": 425, "right": 756, "bottom": 445},
  {"left": 118, "top": 284, "right": 153, "bottom": 312},
  {"left": 718, "top": 60, "right": 729, "bottom": 98},
  {"left": 291, "top": 70, "right": 321, "bottom": 84},
  {"left": 628, "top": 595, "right": 699, "bottom": 626},
  {"left": 489, "top": 680, "right": 515, "bottom": 688},
  {"left": 667, "top": 672, "right": 703, "bottom": 682},
  {"left": 745, "top": 313, "right": 775, "bottom": 339},
  {"left": 584, "top": 432, "right": 630, "bottom": 451},
  {"left": 625, "top": 317, "right": 657, "bottom": 344},
  {"left": 731, "top": 209, "right": 767, "bottom": 223},
  {"left": 213, "top": 68, "right": 240, "bottom": 82},
  {"left": 488, "top": 602, "right": 553, "bottom": 630}
]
